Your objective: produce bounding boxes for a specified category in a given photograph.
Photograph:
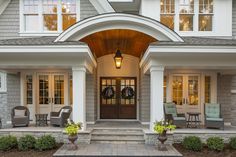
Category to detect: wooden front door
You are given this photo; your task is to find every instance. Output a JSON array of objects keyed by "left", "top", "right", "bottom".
[{"left": 100, "top": 77, "right": 137, "bottom": 119}]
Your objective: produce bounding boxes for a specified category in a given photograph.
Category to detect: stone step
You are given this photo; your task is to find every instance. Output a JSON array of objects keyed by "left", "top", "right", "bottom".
[
  {"left": 91, "top": 135, "right": 144, "bottom": 141},
  {"left": 91, "top": 140, "right": 145, "bottom": 144},
  {"left": 92, "top": 129, "right": 144, "bottom": 135}
]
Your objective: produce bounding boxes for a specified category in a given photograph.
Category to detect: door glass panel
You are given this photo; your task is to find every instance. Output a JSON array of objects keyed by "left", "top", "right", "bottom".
[
  {"left": 188, "top": 76, "right": 199, "bottom": 105},
  {"left": 39, "top": 75, "right": 49, "bottom": 104},
  {"left": 172, "top": 76, "right": 183, "bottom": 105},
  {"left": 101, "top": 78, "right": 116, "bottom": 105},
  {"left": 120, "top": 78, "right": 135, "bottom": 106},
  {"left": 54, "top": 75, "right": 64, "bottom": 105},
  {"left": 205, "top": 76, "right": 211, "bottom": 103},
  {"left": 26, "top": 75, "right": 33, "bottom": 104}
]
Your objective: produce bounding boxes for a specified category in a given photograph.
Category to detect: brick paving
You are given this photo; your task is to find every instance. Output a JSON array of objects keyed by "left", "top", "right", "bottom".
[{"left": 53, "top": 143, "right": 183, "bottom": 157}]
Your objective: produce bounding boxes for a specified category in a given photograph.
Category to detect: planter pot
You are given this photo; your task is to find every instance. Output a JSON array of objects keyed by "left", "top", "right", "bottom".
[
  {"left": 68, "top": 135, "right": 78, "bottom": 150},
  {"left": 157, "top": 131, "right": 168, "bottom": 151}
]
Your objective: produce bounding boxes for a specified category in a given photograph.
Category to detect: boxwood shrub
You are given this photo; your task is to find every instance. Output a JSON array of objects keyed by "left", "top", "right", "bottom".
[
  {"left": 206, "top": 137, "right": 224, "bottom": 151},
  {"left": 0, "top": 135, "right": 18, "bottom": 151},
  {"left": 34, "top": 135, "right": 56, "bottom": 151},
  {"left": 182, "top": 136, "right": 203, "bottom": 152},
  {"left": 18, "top": 135, "right": 36, "bottom": 151},
  {"left": 230, "top": 137, "right": 236, "bottom": 150}
]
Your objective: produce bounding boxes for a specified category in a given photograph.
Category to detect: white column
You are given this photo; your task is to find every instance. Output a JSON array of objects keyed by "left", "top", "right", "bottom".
[
  {"left": 150, "top": 66, "right": 164, "bottom": 131},
  {"left": 72, "top": 66, "right": 86, "bottom": 131}
]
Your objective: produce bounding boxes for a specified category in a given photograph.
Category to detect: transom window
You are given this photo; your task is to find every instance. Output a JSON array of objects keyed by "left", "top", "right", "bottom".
[{"left": 21, "top": 0, "right": 79, "bottom": 33}]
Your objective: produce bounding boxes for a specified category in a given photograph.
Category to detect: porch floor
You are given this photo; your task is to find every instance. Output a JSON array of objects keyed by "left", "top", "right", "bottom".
[{"left": 53, "top": 143, "right": 182, "bottom": 157}]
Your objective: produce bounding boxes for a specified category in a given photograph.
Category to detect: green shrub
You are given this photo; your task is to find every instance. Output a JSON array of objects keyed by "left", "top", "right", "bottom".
[
  {"left": 182, "top": 136, "right": 203, "bottom": 152},
  {"left": 18, "top": 135, "right": 36, "bottom": 151},
  {"left": 34, "top": 135, "right": 56, "bottom": 151},
  {"left": 0, "top": 135, "right": 17, "bottom": 151},
  {"left": 206, "top": 137, "right": 224, "bottom": 151},
  {"left": 230, "top": 137, "right": 236, "bottom": 150}
]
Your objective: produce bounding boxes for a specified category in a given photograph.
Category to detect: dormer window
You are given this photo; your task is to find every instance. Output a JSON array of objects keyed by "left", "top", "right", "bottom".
[{"left": 20, "top": 0, "right": 79, "bottom": 35}]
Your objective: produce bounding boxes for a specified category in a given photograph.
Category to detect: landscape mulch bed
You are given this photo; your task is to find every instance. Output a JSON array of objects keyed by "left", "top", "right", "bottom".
[
  {"left": 174, "top": 144, "right": 236, "bottom": 157},
  {"left": 0, "top": 144, "right": 62, "bottom": 157}
]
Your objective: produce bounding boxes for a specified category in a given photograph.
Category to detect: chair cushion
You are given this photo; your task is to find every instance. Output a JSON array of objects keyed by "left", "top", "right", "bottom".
[
  {"left": 206, "top": 118, "right": 223, "bottom": 121},
  {"left": 173, "top": 117, "right": 186, "bottom": 121},
  {"left": 164, "top": 103, "right": 177, "bottom": 117},
  {"left": 59, "top": 109, "right": 70, "bottom": 117},
  {"left": 14, "top": 109, "right": 26, "bottom": 117},
  {"left": 205, "top": 103, "right": 220, "bottom": 118}
]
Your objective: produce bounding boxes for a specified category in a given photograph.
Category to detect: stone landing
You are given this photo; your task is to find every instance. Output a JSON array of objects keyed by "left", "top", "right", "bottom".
[{"left": 53, "top": 143, "right": 183, "bottom": 157}]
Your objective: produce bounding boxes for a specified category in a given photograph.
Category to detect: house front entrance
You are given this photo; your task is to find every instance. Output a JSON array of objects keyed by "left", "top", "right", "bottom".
[{"left": 100, "top": 77, "right": 136, "bottom": 119}]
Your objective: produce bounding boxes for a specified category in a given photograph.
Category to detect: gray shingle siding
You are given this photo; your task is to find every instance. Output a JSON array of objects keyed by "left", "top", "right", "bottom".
[
  {"left": 0, "top": 0, "right": 20, "bottom": 40},
  {"left": 217, "top": 74, "right": 236, "bottom": 126},
  {"left": 233, "top": 0, "right": 236, "bottom": 37},
  {"left": 80, "top": 0, "right": 98, "bottom": 20},
  {"left": 0, "top": 73, "right": 20, "bottom": 128},
  {"left": 139, "top": 69, "right": 150, "bottom": 123}
]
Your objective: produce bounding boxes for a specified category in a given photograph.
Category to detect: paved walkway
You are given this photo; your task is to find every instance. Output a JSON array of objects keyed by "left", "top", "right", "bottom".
[{"left": 53, "top": 143, "right": 183, "bottom": 157}]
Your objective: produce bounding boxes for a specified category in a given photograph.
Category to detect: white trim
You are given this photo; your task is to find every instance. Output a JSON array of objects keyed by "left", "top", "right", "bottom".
[
  {"left": 0, "top": 72, "right": 7, "bottom": 93},
  {"left": 55, "top": 13, "right": 184, "bottom": 42},
  {"left": 89, "top": 0, "right": 115, "bottom": 13},
  {"left": 0, "top": 0, "right": 10, "bottom": 15}
]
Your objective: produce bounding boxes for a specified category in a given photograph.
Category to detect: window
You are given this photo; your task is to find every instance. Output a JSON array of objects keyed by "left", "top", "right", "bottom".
[
  {"left": 23, "top": 0, "right": 40, "bottom": 31},
  {"left": 205, "top": 76, "right": 211, "bottom": 103},
  {"left": 69, "top": 75, "right": 73, "bottom": 105},
  {"left": 179, "top": 0, "right": 194, "bottom": 31},
  {"left": 62, "top": 0, "right": 77, "bottom": 30},
  {"left": 22, "top": 0, "right": 78, "bottom": 33},
  {"left": 160, "top": 0, "right": 175, "bottom": 30},
  {"left": 26, "top": 75, "right": 33, "bottom": 104},
  {"left": 0, "top": 72, "right": 7, "bottom": 93},
  {"left": 199, "top": 0, "right": 213, "bottom": 31},
  {"left": 164, "top": 76, "right": 167, "bottom": 103}
]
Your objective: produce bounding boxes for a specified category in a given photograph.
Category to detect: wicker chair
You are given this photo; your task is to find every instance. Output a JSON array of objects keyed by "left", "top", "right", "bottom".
[
  {"left": 205, "top": 103, "right": 224, "bottom": 130},
  {"left": 164, "top": 102, "right": 186, "bottom": 128},
  {"left": 50, "top": 106, "right": 72, "bottom": 127},
  {"left": 11, "top": 106, "right": 30, "bottom": 127}
]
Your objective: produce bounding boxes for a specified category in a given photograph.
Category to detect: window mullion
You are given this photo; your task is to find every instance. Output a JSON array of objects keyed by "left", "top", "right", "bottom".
[
  {"left": 39, "top": 0, "right": 43, "bottom": 33},
  {"left": 58, "top": 0, "right": 62, "bottom": 32}
]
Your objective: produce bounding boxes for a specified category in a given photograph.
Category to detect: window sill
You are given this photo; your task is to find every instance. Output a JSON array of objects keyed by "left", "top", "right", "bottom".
[{"left": 19, "top": 32, "right": 61, "bottom": 37}]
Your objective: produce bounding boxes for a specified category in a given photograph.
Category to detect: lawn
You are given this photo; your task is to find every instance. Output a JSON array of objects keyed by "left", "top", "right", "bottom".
[{"left": 174, "top": 144, "right": 236, "bottom": 157}]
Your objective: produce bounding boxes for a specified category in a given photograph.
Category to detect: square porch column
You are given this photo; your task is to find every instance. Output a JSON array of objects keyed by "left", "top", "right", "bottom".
[
  {"left": 150, "top": 66, "right": 164, "bottom": 131},
  {"left": 72, "top": 67, "right": 86, "bottom": 131}
]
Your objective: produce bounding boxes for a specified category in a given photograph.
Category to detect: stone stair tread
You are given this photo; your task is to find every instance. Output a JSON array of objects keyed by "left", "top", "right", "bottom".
[
  {"left": 91, "top": 136, "right": 144, "bottom": 141},
  {"left": 91, "top": 132, "right": 144, "bottom": 136}
]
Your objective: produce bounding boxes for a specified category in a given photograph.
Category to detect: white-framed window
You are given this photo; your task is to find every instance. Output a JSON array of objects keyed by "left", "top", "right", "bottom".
[
  {"left": 20, "top": 0, "right": 80, "bottom": 35},
  {"left": 160, "top": 0, "right": 175, "bottom": 30},
  {"left": 0, "top": 72, "right": 7, "bottom": 93},
  {"left": 179, "top": 0, "right": 194, "bottom": 31},
  {"left": 199, "top": 0, "right": 213, "bottom": 31}
]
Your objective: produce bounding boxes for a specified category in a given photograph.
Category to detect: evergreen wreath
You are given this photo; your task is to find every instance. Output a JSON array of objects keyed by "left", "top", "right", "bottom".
[
  {"left": 101, "top": 86, "right": 115, "bottom": 99},
  {"left": 121, "top": 87, "right": 135, "bottom": 99}
]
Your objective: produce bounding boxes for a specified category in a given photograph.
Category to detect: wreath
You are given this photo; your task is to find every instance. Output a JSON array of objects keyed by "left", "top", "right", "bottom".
[
  {"left": 121, "top": 87, "right": 135, "bottom": 99},
  {"left": 102, "top": 86, "right": 115, "bottom": 99}
]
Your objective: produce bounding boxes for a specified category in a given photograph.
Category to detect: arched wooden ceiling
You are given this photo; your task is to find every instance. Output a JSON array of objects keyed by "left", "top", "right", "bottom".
[{"left": 80, "top": 29, "right": 157, "bottom": 58}]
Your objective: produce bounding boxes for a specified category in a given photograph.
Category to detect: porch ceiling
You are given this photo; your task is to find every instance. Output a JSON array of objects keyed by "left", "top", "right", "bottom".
[{"left": 80, "top": 29, "right": 157, "bottom": 58}]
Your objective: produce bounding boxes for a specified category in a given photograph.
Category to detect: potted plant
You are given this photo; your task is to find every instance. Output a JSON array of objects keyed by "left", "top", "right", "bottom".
[
  {"left": 65, "top": 119, "right": 82, "bottom": 150},
  {"left": 154, "top": 120, "right": 176, "bottom": 151}
]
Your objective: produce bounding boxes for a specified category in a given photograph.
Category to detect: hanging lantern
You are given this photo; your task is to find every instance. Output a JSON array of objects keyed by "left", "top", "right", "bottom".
[{"left": 114, "top": 49, "right": 123, "bottom": 69}]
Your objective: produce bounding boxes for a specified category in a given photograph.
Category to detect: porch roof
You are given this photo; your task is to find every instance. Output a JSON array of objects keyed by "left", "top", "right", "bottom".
[{"left": 1, "top": 37, "right": 236, "bottom": 47}]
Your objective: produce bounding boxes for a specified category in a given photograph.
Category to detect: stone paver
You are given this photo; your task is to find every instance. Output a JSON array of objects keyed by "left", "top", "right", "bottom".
[{"left": 53, "top": 143, "right": 183, "bottom": 157}]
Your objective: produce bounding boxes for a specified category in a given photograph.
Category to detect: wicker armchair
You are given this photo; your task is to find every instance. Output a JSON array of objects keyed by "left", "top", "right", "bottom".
[
  {"left": 205, "top": 103, "right": 224, "bottom": 130},
  {"left": 11, "top": 106, "right": 30, "bottom": 127},
  {"left": 164, "top": 102, "right": 186, "bottom": 128},
  {"left": 50, "top": 106, "right": 72, "bottom": 127}
]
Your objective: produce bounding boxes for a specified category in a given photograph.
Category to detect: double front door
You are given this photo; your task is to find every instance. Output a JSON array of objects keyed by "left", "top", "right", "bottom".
[
  {"left": 100, "top": 77, "right": 137, "bottom": 119},
  {"left": 37, "top": 73, "right": 66, "bottom": 116},
  {"left": 170, "top": 74, "right": 201, "bottom": 114}
]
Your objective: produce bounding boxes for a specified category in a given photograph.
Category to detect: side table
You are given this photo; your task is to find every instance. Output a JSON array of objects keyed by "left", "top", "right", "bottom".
[
  {"left": 187, "top": 112, "right": 201, "bottom": 128},
  {"left": 35, "top": 114, "right": 48, "bottom": 126}
]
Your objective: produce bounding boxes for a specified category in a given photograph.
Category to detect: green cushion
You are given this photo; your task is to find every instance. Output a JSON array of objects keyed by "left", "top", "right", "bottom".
[
  {"left": 164, "top": 103, "right": 177, "bottom": 117},
  {"left": 205, "top": 103, "right": 220, "bottom": 118},
  {"left": 206, "top": 118, "right": 223, "bottom": 122}
]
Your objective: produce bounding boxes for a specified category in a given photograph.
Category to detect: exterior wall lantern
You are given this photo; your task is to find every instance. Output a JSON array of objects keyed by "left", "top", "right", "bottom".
[{"left": 114, "top": 49, "right": 123, "bottom": 69}]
